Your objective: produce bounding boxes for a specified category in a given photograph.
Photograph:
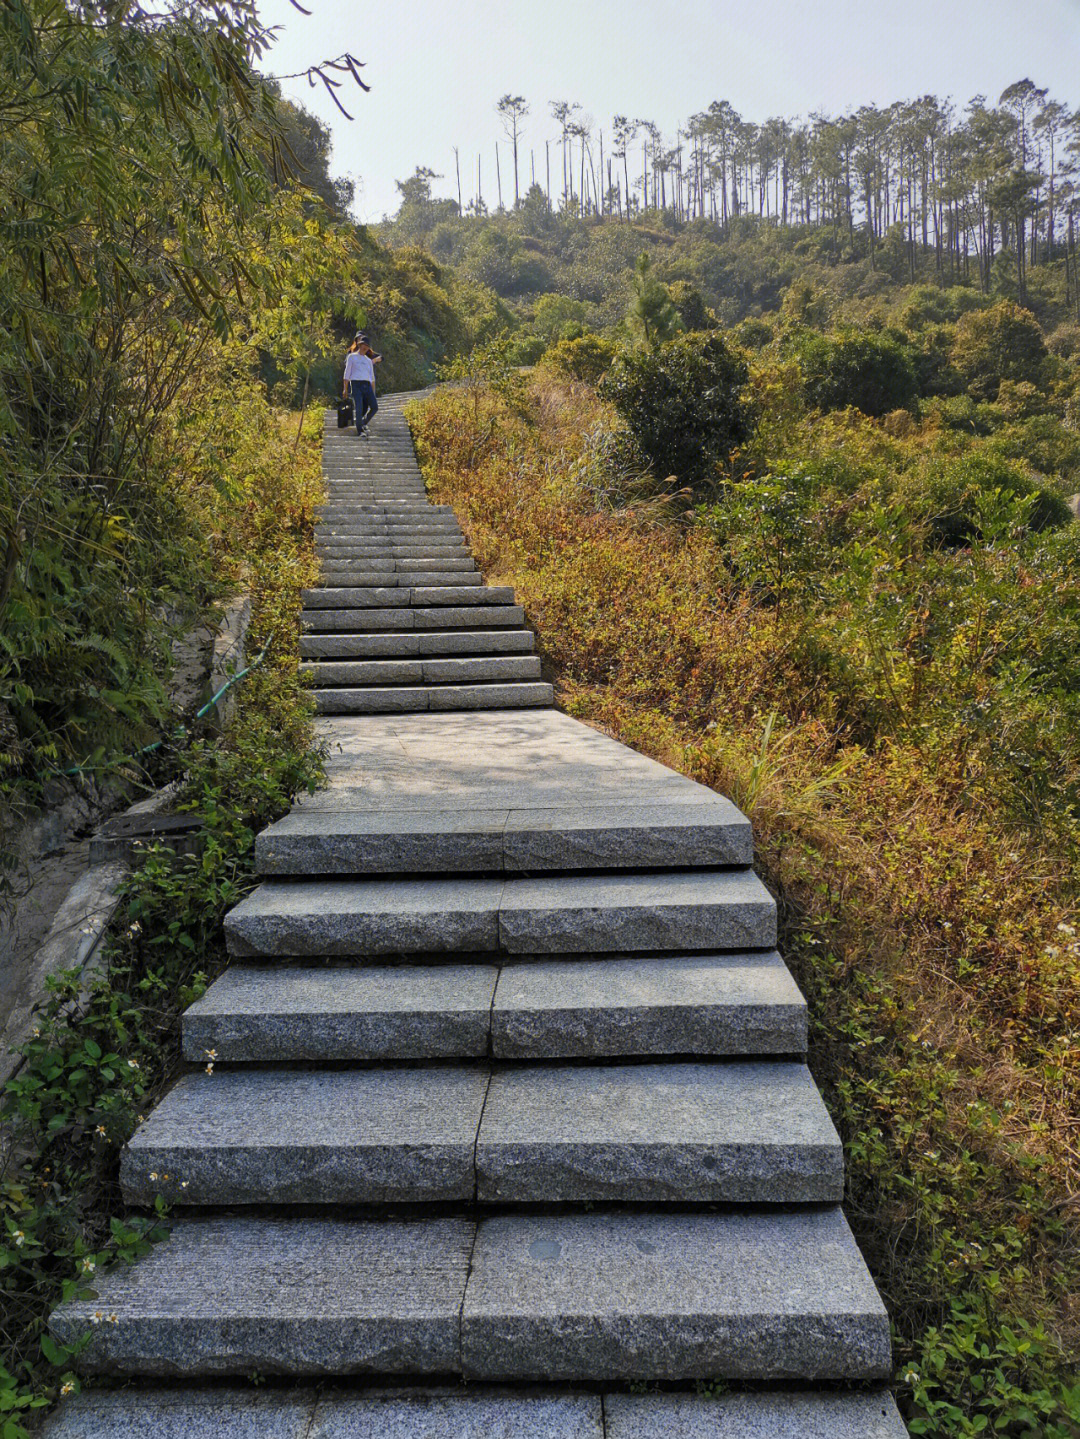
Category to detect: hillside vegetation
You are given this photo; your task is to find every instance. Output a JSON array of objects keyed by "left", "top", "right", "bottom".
[
  {"left": 401, "top": 102, "right": 1080, "bottom": 1430},
  {"left": 0, "top": 1, "right": 476, "bottom": 848}
]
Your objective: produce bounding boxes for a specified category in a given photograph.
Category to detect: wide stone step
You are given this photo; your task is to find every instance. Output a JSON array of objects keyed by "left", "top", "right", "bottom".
[
  {"left": 120, "top": 1061, "right": 842, "bottom": 1207},
  {"left": 183, "top": 953, "right": 806, "bottom": 1062},
  {"left": 312, "top": 572, "right": 483, "bottom": 589},
  {"left": 50, "top": 1209, "right": 890, "bottom": 1381},
  {"left": 312, "top": 680, "right": 554, "bottom": 715},
  {"left": 314, "top": 558, "right": 477, "bottom": 573},
  {"left": 301, "top": 605, "right": 527, "bottom": 633},
  {"left": 302, "top": 586, "right": 517, "bottom": 609},
  {"left": 301, "top": 656, "right": 543, "bottom": 687},
  {"left": 41, "top": 1386, "right": 908, "bottom": 1439},
  {"left": 224, "top": 869, "right": 776, "bottom": 958},
  {"left": 299, "top": 630, "right": 534, "bottom": 659},
  {"left": 257, "top": 794, "right": 750, "bottom": 874}
]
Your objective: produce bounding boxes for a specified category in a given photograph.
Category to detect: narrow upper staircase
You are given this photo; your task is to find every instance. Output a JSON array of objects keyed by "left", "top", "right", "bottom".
[
  {"left": 45, "top": 394, "right": 906, "bottom": 1437},
  {"left": 302, "top": 393, "right": 552, "bottom": 715}
]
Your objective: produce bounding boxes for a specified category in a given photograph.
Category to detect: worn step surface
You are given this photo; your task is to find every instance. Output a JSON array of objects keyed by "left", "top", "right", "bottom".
[
  {"left": 120, "top": 1060, "right": 840, "bottom": 1206},
  {"left": 225, "top": 868, "right": 776, "bottom": 958},
  {"left": 302, "top": 605, "right": 527, "bottom": 633},
  {"left": 299, "top": 630, "right": 535, "bottom": 660},
  {"left": 41, "top": 1386, "right": 908, "bottom": 1438},
  {"left": 50, "top": 1210, "right": 890, "bottom": 1381},
  {"left": 184, "top": 953, "right": 806, "bottom": 1062},
  {"left": 313, "top": 681, "right": 554, "bottom": 715}
]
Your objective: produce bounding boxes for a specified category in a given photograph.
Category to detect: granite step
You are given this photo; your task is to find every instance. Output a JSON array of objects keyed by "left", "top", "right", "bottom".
[
  {"left": 312, "top": 680, "right": 554, "bottom": 715},
  {"left": 119, "top": 1061, "right": 842, "bottom": 1206},
  {"left": 311, "top": 573, "right": 483, "bottom": 589},
  {"left": 224, "top": 870, "right": 777, "bottom": 958},
  {"left": 183, "top": 953, "right": 807, "bottom": 1062},
  {"left": 314, "top": 558, "right": 477, "bottom": 573},
  {"left": 301, "top": 656, "right": 543, "bottom": 687},
  {"left": 301, "top": 605, "right": 526, "bottom": 633},
  {"left": 256, "top": 794, "right": 751, "bottom": 874},
  {"left": 299, "top": 631, "right": 534, "bottom": 660},
  {"left": 49, "top": 1209, "right": 891, "bottom": 1381},
  {"left": 40, "top": 1386, "right": 908, "bottom": 1439},
  {"left": 302, "top": 586, "right": 517, "bottom": 610}
]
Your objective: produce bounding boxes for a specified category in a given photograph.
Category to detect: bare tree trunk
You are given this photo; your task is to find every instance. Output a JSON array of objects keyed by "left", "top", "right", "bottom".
[
  {"left": 496, "top": 143, "right": 503, "bottom": 210},
  {"left": 454, "top": 147, "right": 462, "bottom": 214}
]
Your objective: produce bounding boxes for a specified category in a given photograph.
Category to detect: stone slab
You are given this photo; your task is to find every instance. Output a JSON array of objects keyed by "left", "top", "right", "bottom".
[
  {"left": 412, "top": 587, "right": 516, "bottom": 606},
  {"left": 122, "top": 1067, "right": 489, "bottom": 1204},
  {"left": 225, "top": 876, "right": 504, "bottom": 957},
  {"left": 227, "top": 870, "right": 772, "bottom": 958},
  {"left": 302, "top": 608, "right": 417, "bottom": 632},
  {"left": 313, "top": 574, "right": 481, "bottom": 589},
  {"left": 258, "top": 800, "right": 746, "bottom": 876},
  {"left": 301, "top": 656, "right": 540, "bottom": 687},
  {"left": 303, "top": 659, "right": 425, "bottom": 685},
  {"left": 413, "top": 606, "right": 525, "bottom": 629},
  {"left": 476, "top": 1061, "right": 843, "bottom": 1202},
  {"left": 40, "top": 1388, "right": 317, "bottom": 1438},
  {"left": 497, "top": 870, "right": 776, "bottom": 953},
  {"left": 310, "top": 1389, "right": 604, "bottom": 1438},
  {"left": 313, "top": 682, "right": 553, "bottom": 715},
  {"left": 492, "top": 953, "right": 807, "bottom": 1058},
  {"left": 460, "top": 1209, "right": 892, "bottom": 1382},
  {"left": 298, "top": 631, "right": 533, "bottom": 660},
  {"left": 183, "top": 962, "right": 498, "bottom": 1061},
  {"left": 51, "top": 1215, "right": 474, "bottom": 1375},
  {"left": 604, "top": 1391, "right": 909, "bottom": 1438}
]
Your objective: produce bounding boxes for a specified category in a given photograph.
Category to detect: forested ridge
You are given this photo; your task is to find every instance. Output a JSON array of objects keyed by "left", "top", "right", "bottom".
[{"left": 395, "top": 81, "right": 1080, "bottom": 305}]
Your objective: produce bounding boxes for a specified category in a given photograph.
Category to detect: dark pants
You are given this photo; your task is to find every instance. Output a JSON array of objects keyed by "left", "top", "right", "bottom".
[{"left": 351, "top": 380, "right": 377, "bottom": 434}]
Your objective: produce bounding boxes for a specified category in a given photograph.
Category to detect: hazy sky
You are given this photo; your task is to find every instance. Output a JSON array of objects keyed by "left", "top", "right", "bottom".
[{"left": 255, "top": 0, "right": 1080, "bottom": 223}]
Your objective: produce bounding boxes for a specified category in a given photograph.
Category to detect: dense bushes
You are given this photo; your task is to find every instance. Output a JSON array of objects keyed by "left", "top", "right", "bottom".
[
  {"left": 0, "top": 405, "right": 323, "bottom": 1431},
  {"left": 598, "top": 331, "right": 752, "bottom": 485},
  {"left": 788, "top": 327, "right": 919, "bottom": 416},
  {"left": 410, "top": 374, "right": 1080, "bottom": 1438},
  {"left": 950, "top": 301, "right": 1049, "bottom": 400}
]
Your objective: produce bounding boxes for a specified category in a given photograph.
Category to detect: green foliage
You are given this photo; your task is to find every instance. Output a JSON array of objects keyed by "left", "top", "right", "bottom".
[
  {"left": 627, "top": 252, "right": 683, "bottom": 347},
  {"left": 543, "top": 334, "right": 616, "bottom": 385},
  {"left": 412, "top": 376, "right": 1080, "bottom": 1438},
  {"left": 788, "top": 327, "right": 919, "bottom": 416},
  {"left": 599, "top": 331, "right": 752, "bottom": 484},
  {"left": 0, "top": 409, "right": 323, "bottom": 1434},
  {"left": 950, "top": 302, "right": 1049, "bottom": 401},
  {"left": 532, "top": 293, "right": 589, "bottom": 342}
]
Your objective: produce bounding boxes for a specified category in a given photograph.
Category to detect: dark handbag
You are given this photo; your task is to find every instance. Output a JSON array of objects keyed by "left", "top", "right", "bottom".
[{"left": 336, "top": 398, "right": 353, "bottom": 429}]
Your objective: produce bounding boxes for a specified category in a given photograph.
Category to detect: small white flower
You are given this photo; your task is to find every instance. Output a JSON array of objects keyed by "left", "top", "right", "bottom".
[
  {"left": 32, "top": 1026, "right": 41, "bottom": 1038},
  {"left": 89, "top": 1312, "right": 103, "bottom": 1326},
  {"left": 149, "top": 1172, "right": 158, "bottom": 1182},
  {"left": 1056, "top": 923, "right": 1075, "bottom": 937},
  {"left": 12, "top": 1230, "right": 26, "bottom": 1247},
  {"left": 205, "top": 1063, "right": 214, "bottom": 1076},
  {"left": 204, "top": 1049, "right": 217, "bottom": 1060},
  {"left": 95, "top": 1125, "right": 108, "bottom": 1138},
  {"left": 107, "top": 1314, "right": 119, "bottom": 1325},
  {"left": 903, "top": 1368, "right": 920, "bottom": 1386},
  {"left": 127, "top": 1059, "right": 140, "bottom": 1071},
  {"left": 80, "top": 1257, "right": 95, "bottom": 1274},
  {"left": 60, "top": 1381, "right": 76, "bottom": 1397}
]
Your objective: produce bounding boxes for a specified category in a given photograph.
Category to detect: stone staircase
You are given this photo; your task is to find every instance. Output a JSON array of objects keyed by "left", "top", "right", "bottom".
[
  {"left": 44, "top": 394, "right": 907, "bottom": 1436},
  {"left": 301, "top": 394, "right": 552, "bottom": 715}
]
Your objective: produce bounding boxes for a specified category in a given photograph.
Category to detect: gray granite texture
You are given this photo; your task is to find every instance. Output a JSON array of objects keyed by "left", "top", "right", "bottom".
[
  {"left": 50, "top": 1216, "right": 473, "bottom": 1376},
  {"left": 604, "top": 1391, "right": 909, "bottom": 1438},
  {"left": 475, "top": 1061, "right": 843, "bottom": 1203},
  {"left": 310, "top": 1389, "right": 604, "bottom": 1438},
  {"left": 121, "top": 1067, "right": 489, "bottom": 1205},
  {"left": 491, "top": 953, "right": 807, "bottom": 1057},
  {"left": 460, "top": 1209, "right": 892, "bottom": 1382},
  {"left": 257, "top": 802, "right": 751, "bottom": 877},
  {"left": 183, "top": 962, "right": 498, "bottom": 1061},
  {"left": 313, "top": 683, "right": 554, "bottom": 716},
  {"left": 298, "top": 631, "right": 534, "bottom": 660},
  {"left": 226, "top": 870, "right": 774, "bottom": 958},
  {"left": 39, "top": 1388, "right": 316, "bottom": 1438}
]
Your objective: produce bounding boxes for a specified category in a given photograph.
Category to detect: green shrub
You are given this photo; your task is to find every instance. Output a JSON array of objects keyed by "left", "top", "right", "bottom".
[
  {"left": 598, "top": 331, "right": 752, "bottom": 485},
  {"left": 789, "top": 327, "right": 918, "bottom": 416},
  {"left": 543, "top": 334, "right": 616, "bottom": 385},
  {"left": 950, "top": 301, "right": 1048, "bottom": 401}
]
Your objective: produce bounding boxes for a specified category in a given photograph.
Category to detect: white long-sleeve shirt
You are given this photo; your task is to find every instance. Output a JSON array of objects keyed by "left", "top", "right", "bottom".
[{"left": 344, "top": 351, "right": 376, "bottom": 386}]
